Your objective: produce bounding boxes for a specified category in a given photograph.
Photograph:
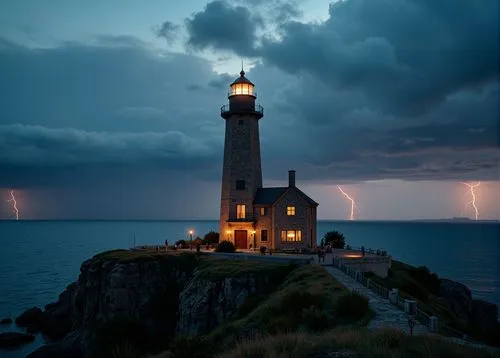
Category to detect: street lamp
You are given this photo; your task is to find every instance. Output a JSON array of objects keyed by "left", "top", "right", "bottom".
[{"left": 189, "top": 229, "right": 193, "bottom": 241}]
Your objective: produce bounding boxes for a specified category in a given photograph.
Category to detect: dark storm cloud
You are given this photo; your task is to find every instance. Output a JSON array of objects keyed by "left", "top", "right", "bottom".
[
  {"left": 269, "top": 0, "right": 498, "bottom": 116},
  {"left": 184, "top": 0, "right": 499, "bottom": 116},
  {"left": 0, "top": 36, "right": 228, "bottom": 189},
  {"left": 155, "top": 21, "right": 180, "bottom": 45},
  {"left": 184, "top": 0, "right": 263, "bottom": 56}
]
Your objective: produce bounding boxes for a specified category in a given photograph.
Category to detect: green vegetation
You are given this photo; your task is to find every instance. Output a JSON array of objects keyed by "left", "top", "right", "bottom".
[
  {"left": 196, "top": 258, "right": 294, "bottom": 282},
  {"left": 215, "top": 240, "right": 236, "bottom": 253},
  {"left": 206, "top": 264, "right": 371, "bottom": 352},
  {"left": 202, "top": 231, "right": 220, "bottom": 245},
  {"left": 217, "top": 328, "right": 499, "bottom": 358},
  {"left": 322, "top": 230, "right": 346, "bottom": 248},
  {"left": 368, "top": 260, "right": 500, "bottom": 346}
]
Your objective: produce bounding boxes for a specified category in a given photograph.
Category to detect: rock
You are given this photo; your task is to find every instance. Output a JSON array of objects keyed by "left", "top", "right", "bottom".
[
  {"left": 470, "top": 299, "right": 499, "bottom": 330},
  {"left": 0, "top": 318, "right": 12, "bottom": 324},
  {"left": 0, "top": 332, "right": 35, "bottom": 348},
  {"left": 26, "top": 330, "right": 83, "bottom": 358},
  {"left": 176, "top": 272, "right": 272, "bottom": 336},
  {"left": 40, "top": 283, "right": 76, "bottom": 340},
  {"left": 439, "top": 279, "right": 471, "bottom": 323},
  {"left": 15, "top": 307, "right": 43, "bottom": 327}
]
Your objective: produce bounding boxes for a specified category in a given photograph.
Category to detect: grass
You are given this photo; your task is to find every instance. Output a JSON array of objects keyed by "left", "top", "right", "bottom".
[
  {"left": 196, "top": 257, "right": 295, "bottom": 281},
  {"left": 218, "top": 328, "right": 500, "bottom": 358},
  {"left": 367, "top": 260, "right": 500, "bottom": 346},
  {"left": 206, "top": 264, "right": 372, "bottom": 352}
]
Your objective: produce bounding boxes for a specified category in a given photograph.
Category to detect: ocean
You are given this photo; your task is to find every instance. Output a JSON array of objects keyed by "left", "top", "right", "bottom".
[{"left": 0, "top": 220, "right": 499, "bottom": 357}]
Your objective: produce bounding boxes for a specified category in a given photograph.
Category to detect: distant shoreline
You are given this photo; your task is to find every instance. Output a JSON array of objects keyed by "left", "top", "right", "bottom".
[{"left": 0, "top": 218, "right": 498, "bottom": 223}]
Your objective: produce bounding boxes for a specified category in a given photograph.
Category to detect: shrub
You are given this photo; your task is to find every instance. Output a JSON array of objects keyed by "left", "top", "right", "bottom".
[
  {"left": 409, "top": 266, "right": 440, "bottom": 295},
  {"left": 202, "top": 231, "right": 220, "bottom": 245},
  {"left": 301, "top": 306, "right": 329, "bottom": 332},
  {"left": 175, "top": 240, "right": 187, "bottom": 247},
  {"left": 335, "top": 291, "right": 369, "bottom": 320},
  {"left": 112, "top": 341, "right": 144, "bottom": 358},
  {"left": 323, "top": 231, "right": 346, "bottom": 249},
  {"left": 169, "top": 336, "right": 214, "bottom": 358},
  {"left": 215, "top": 240, "right": 236, "bottom": 253}
]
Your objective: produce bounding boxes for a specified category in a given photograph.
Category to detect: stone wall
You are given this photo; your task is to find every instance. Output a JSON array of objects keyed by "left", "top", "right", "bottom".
[
  {"left": 273, "top": 188, "right": 315, "bottom": 250},
  {"left": 253, "top": 207, "right": 273, "bottom": 249},
  {"left": 219, "top": 113, "right": 263, "bottom": 243}
]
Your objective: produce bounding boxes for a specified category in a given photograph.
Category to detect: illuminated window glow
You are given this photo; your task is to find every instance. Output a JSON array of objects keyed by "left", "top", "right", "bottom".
[
  {"left": 260, "top": 207, "right": 268, "bottom": 216},
  {"left": 287, "top": 206, "right": 296, "bottom": 216},
  {"left": 231, "top": 83, "right": 254, "bottom": 96},
  {"left": 281, "top": 230, "right": 302, "bottom": 242},
  {"left": 237, "top": 204, "right": 246, "bottom": 219}
]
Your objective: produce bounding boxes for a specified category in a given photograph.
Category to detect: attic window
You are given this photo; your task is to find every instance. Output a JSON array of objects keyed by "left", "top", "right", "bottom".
[
  {"left": 287, "top": 206, "right": 296, "bottom": 216},
  {"left": 236, "top": 180, "right": 246, "bottom": 190}
]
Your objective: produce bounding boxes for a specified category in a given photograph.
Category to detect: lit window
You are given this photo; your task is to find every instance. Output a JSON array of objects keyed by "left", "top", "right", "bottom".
[
  {"left": 280, "top": 230, "right": 302, "bottom": 242},
  {"left": 260, "top": 207, "right": 268, "bottom": 216},
  {"left": 237, "top": 204, "right": 246, "bottom": 219},
  {"left": 287, "top": 206, "right": 295, "bottom": 216}
]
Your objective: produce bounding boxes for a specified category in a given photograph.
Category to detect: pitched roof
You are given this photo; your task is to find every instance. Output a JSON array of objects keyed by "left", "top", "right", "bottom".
[
  {"left": 253, "top": 187, "right": 288, "bottom": 205},
  {"left": 253, "top": 186, "right": 319, "bottom": 207},
  {"left": 293, "top": 187, "right": 319, "bottom": 206}
]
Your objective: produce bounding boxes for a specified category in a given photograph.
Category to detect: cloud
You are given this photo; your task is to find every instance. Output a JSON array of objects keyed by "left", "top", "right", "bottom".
[
  {"left": 1, "top": 22, "right": 498, "bottom": 194},
  {"left": 184, "top": 0, "right": 263, "bottom": 56},
  {"left": 155, "top": 21, "right": 180, "bottom": 45}
]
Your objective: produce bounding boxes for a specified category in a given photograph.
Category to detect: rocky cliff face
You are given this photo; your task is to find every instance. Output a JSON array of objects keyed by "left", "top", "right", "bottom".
[
  {"left": 176, "top": 272, "right": 273, "bottom": 336},
  {"left": 25, "top": 250, "right": 287, "bottom": 358}
]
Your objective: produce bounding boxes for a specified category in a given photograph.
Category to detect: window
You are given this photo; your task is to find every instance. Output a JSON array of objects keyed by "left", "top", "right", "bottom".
[
  {"left": 238, "top": 119, "right": 244, "bottom": 125},
  {"left": 281, "top": 230, "right": 302, "bottom": 242},
  {"left": 260, "top": 207, "right": 268, "bottom": 216},
  {"left": 287, "top": 206, "right": 296, "bottom": 216},
  {"left": 236, "top": 180, "right": 246, "bottom": 190},
  {"left": 261, "top": 229, "right": 268, "bottom": 242},
  {"left": 237, "top": 204, "right": 246, "bottom": 219}
]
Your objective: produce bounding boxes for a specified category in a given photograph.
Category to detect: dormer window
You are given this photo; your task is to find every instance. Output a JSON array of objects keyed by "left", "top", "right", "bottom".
[{"left": 287, "top": 206, "right": 296, "bottom": 216}]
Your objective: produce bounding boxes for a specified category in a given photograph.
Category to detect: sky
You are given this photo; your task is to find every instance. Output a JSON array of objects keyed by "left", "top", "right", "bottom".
[{"left": 0, "top": 0, "right": 499, "bottom": 220}]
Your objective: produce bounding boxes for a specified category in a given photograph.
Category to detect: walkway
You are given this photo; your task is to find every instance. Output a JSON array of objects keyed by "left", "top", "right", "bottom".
[{"left": 323, "top": 265, "right": 429, "bottom": 335}]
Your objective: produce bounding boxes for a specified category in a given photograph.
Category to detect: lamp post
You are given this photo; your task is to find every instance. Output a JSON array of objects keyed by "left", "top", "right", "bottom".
[
  {"left": 189, "top": 229, "right": 193, "bottom": 241},
  {"left": 252, "top": 230, "right": 256, "bottom": 251}
]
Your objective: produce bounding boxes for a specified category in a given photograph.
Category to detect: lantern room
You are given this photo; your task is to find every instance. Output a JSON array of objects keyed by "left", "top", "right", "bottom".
[
  {"left": 221, "top": 69, "right": 263, "bottom": 120},
  {"left": 229, "top": 70, "right": 256, "bottom": 98}
]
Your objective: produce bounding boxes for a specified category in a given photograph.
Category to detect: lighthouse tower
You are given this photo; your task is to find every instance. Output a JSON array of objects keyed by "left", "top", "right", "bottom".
[{"left": 219, "top": 69, "right": 264, "bottom": 248}]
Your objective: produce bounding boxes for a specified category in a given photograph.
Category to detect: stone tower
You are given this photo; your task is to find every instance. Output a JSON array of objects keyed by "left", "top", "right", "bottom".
[{"left": 219, "top": 70, "right": 264, "bottom": 246}]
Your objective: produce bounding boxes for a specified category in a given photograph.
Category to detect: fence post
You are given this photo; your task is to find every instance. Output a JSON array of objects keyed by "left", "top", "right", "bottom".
[
  {"left": 389, "top": 288, "right": 399, "bottom": 305},
  {"left": 430, "top": 316, "right": 438, "bottom": 333},
  {"left": 404, "top": 299, "right": 416, "bottom": 315}
]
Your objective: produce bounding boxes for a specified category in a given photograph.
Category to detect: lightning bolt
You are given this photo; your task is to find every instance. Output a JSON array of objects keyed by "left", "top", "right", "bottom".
[
  {"left": 337, "top": 185, "right": 359, "bottom": 220},
  {"left": 461, "top": 182, "right": 480, "bottom": 220},
  {"left": 6, "top": 190, "right": 20, "bottom": 220}
]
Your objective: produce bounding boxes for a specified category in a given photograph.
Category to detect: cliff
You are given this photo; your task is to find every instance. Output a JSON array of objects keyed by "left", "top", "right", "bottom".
[{"left": 22, "top": 250, "right": 294, "bottom": 358}]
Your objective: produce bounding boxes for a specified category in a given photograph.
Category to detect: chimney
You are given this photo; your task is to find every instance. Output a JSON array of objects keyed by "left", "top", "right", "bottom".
[{"left": 288, "top": 170, "right": 296, "bottom": 187}]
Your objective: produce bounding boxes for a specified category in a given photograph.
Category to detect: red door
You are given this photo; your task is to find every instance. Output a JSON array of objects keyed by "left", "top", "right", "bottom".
[{"left": 234, "top": 230, "right": 247, "bottom": 249}]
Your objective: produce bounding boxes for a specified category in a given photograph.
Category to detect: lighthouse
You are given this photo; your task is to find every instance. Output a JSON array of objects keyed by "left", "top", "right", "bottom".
[{"left": 219, "top": 69, "right": 318, "bottom": 250}]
